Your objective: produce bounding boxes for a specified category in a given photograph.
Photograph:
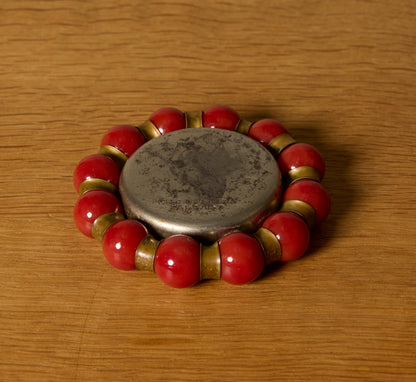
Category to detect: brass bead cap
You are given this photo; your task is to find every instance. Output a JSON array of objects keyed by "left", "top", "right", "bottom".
[
  {"left": 284, "top": 166, "right": 320, "bottom": 186},
  {"left": 253, "top": 227, "right": 281, "bottom": 265},
  {"left": 135, "top": 235, "right": 159, "bottom": 272},
  {"left": 268, "top": 133, "right": 296, "bottom": 157},
  {"left": 99, "top": 145, "right": 128, "bottom": 168},
  {"left": 200, "top": 241, "right": 221, "bottom": 280},
  {"left": 280, "top": 200, "right": 316, "bottom": 229},
  {"left": 185, "top": 111, "right": 203, "bottom": 128},
  {"left": 91, "top": 212, "right": 125, "bottom": 241},
  {"left": 78, "top": 178, "right": 118, "bottom": 195},
  {"left": 235, "top": 119, "right": 253, "bottom": 135},
  {"left": 137, "top": 120, "right": 161, "bottom": 141}
]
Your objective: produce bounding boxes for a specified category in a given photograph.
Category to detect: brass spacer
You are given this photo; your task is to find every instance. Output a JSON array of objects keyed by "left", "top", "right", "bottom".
[
  {"left": 78, "top": 178, "right": 118, "bottom": 195},
  {"left": 200, "top": 241, "right": 221, "bottom": 280},
  {"left": 253, "top": 227, "right": 281, "bottom": 266},
  {"left": 284, "top": 166, "right": 320, "bottom": 186},
  {"left": 185, "top": 111, "right": 203, "bottom": 128},
  {"left": 99, "top": 145, "right": 128, "bottom": 168},
  {"left": 268, "top": 133, "right": 296, "bottom": 157},
  {"left": 91, "top": 212, "right": 125, "bottom": 241},
  {"left": 137, "top": 120, "right": 161, "bottom": 141},
  {"left": 280, "top": 200, "right": 316, "bottom": 229},
  {"left": 135, "top": 235, "right": 160, "bottom": 272},
  {"left": 235, "top": 119, "right": 253, "bottom": 135},
  {"left": 239, "top": 220, "right": 259, "bottom": 234}
]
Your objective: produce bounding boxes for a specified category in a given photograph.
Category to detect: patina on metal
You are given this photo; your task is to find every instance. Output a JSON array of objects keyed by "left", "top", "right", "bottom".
[{"left": 120, "top": 128, "right": 280, "bottom": 242}]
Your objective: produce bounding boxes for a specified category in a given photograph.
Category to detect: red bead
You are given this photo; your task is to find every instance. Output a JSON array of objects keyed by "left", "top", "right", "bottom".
[
  {"left": 154, "top": 235, "right": 200, "bottom": 288},
  {"left": 219, "top": 232, "right": 264, "bottom": 285},
  {"left": 102, "top": 220, "right": 148, "bottom": 270},
  {"left": 275, "top": 183, "right": 283, "bottom": 203},
  {"left": 150, "top": 107, "right": 186, "bottom": 135},
  {"left": 248, "top": 119, "right": 289, "bottom": 147},
  {"left": 73, "top": 154, "right": 120, "bottom": 193},
  {"left": 202, "top": 105, "right": 240, "bottom": 130},
  {"left": 283, "top": 180, "right": 330, "bottom": 224},
  {"left": 262, "top": 211, "right": 310, "bottom": 261},
  {"left": 278, "top": 143, "right": 325, "bottom": 180},
  {"left": 101, "top": 125, "right": 146, "bottom": 157},
  {"left": 73, "top": 190, "right": 123, "bottom": 238}
]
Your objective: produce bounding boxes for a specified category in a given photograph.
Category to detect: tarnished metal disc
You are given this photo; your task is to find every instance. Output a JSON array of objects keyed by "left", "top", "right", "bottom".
[{"left": 120, "top": 128, "right": 280, "bottom": 242}]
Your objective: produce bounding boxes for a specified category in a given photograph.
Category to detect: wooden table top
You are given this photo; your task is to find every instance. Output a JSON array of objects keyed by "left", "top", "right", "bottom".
[{"left": 1, "top": 1, "right": 415, "bottom": 381}]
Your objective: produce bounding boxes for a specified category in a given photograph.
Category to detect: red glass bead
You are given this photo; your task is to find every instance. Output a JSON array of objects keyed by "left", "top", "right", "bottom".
[
  {"left": 102, "top": 220, "right": 148, "bottom": 270},
  {"left": 101, "top": 125, "right": 146, "bottom": 157},
  {"left": 73, "top": 190, "right": 123, "bottom": 238},
  {"left": 154, "top": 235, "right": 200, "bottom": 288},
  {"left": 278, "top": 143, "right": 325, "bottom": 181},
  {"left": 219, "top": 232, "right": 264, "bottom": 285},
  {"left": 73, "top": 154, "right": 120, "bottom": 193},
  {"left": 262, "top": 211, "right": 310, "bottom": 262},
  {"left": 150, "top": 107, "right": 186, "bottom": 135},
  {"left": 283, "top": 180, "right": 330, "bottom": 225},
  {"left": 248, "top": 119, "right": 289, "bottom": 147},
  {"left": 202, "top": 105, "right": 240, "bottom": 130},
  {"left": 275, "top": 183, "right": 283, "bottom": 203}
]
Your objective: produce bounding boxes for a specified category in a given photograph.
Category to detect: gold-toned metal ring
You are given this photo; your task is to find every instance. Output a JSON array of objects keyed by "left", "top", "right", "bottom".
[
  {"left": 200, "top": 241, "right": 221, "bottom": 280},
  {"left": 91, "top": 212, "right": 125, "bottom": 241},
  {"left": 137, "top": 120, "right": 161, "bottom": 141},
  {"left": 268, "top": 133, "right": 296, "bottom": 156},
  {"left": 135, "top": 235, "right": 160, "bottom": 272},
  {"left": 285, "top": 166, "right": 320, "bottom": 186},
  {"left": 185, "top": 111, "right": 203, "bottom": 128},
  {"left": 235, "top": 119, "right": 253, "bottom": 135},
  {"left": 280, "top": 200, "right": 316, "bottom": 229},
  {"left": 99, "top": 145, "right": 129, "bottom": 168},
  {"left": 253, "top": 227, "right": 281, "bottom": 265},
  {"left": 78, "top": 178, "right": 118, "bottom": 195}
]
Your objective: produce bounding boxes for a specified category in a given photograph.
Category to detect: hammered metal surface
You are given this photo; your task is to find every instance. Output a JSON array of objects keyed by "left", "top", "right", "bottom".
[{"left": 120, "top": 128, "right": 280, "bottom": 242}]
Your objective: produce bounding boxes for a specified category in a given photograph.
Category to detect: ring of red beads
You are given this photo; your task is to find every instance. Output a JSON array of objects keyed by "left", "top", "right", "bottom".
[{"left": 73, "top": 105, "right": 330, "bottom": 288}]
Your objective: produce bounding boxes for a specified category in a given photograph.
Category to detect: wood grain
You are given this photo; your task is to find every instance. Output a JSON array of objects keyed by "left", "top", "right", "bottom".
[{"left": 0, "top": 1, "right": 415, "bottom": 381}]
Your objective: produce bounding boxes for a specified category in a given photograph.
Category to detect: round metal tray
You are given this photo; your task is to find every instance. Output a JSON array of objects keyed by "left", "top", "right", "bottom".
[{"left": 120, "top": 128, "right": 280, "bottom": 242}]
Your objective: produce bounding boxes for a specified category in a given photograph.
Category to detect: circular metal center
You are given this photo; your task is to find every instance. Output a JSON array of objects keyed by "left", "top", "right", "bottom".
[{"left": 120, "top": 128, "right": 280, "bottom": 242}]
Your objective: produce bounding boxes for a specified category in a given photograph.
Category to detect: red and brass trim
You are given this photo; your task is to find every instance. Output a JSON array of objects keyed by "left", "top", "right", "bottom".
[
  {"left": 268, "top": 133, "right": 296, "bottom": 156},
  {"left": 280, "top": 199, "right": 316, "bottom": 229},
  {"left": 99, "top": 144, "right": 129, "bottom": 168},
  {"left": 235, "top": 119, "right": 253, "bottom": 135},
  {"left": 137, "top": 120, "right": 161, "bottom": 141},
  {"left": 91, "top": 212, "right": 125, "bottom": 241},
  {"left": 79, "top": 178, "right": 118, "bottom": 195},
  {"left": 284, "top": 166, "right": 320, "bottom": 186},
  {"left": 135, "top": 235, "right": 159, "bottom": 272},
  {"left": 73, "top": 106, "right": 329, "bottom": 288},
  {"left": 253, "top": 227, "right": 281, "bottom": 265},
  {"left": 185, "top": 111, "right": 203, "bottom": 128},
  {"left": 200, "top": 241, "right": 221, "bottom": 280}
]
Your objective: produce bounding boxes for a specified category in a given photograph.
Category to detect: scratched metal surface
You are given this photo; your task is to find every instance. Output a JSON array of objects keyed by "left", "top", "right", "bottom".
[{"left": 120, "top": 128, "right": 280, "bottom": 241}]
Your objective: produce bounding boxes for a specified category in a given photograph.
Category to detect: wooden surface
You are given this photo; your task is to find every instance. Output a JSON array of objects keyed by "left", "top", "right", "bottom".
[{"left": 1, "top": 1, "right": 415, "bottom": 381}]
